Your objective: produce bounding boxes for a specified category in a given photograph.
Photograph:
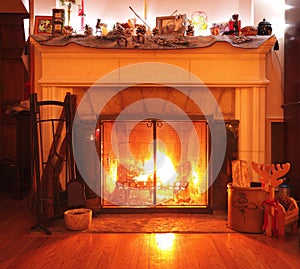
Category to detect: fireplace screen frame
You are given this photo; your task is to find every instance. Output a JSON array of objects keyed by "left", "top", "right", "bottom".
[{"left": 98, "top": 118, "right": 210, "bottom": 209}]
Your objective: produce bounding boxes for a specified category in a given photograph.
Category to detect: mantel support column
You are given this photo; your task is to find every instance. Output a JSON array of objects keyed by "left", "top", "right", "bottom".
[
  {"left": 235, "top": 86, "right": 266, "bottom": 181},
  {"left": 40, "top": 86, "right": 74, "bottom": 102}
]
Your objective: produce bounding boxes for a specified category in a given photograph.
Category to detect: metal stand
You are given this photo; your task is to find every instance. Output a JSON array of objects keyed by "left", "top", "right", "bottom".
[{"left": 30, "top": 93, "right": 76, "bottom": 235}]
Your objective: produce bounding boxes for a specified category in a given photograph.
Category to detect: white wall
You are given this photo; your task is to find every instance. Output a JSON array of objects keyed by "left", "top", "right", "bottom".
[
  {"left": 34, "top": 0, "right": 261, "bottom": 29},
  {"left": 84, "top": 0, "right": 240, "bottom": 29},
  {"left": 33, "top": 1, "right": 284, "bottom": 39},
  {"left": 254, "top": 0, "right": 286, "bottom": 119}
]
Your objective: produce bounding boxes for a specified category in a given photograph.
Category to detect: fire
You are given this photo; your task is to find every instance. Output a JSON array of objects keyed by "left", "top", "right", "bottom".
[
  {"left": 140, "top": 151, "right": 178, "bottom": 185},
  {"left": 101, "top": 120, "right": 208, "bottom": 206}
]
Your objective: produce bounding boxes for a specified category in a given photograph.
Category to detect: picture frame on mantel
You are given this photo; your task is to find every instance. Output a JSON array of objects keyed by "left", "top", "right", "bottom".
[
  {"left": 52, "top": 9, "right": 65, "bottom": 35},
  {"left": 34, "top": 16, "right": 53, "bottom": 35},
  {"left": 156, "top": 15, "right": 186, "bottom": 35}
]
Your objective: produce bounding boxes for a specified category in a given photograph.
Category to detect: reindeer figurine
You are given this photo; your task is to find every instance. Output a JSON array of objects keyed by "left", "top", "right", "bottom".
[{"left": 251, "top": 162, "right": 291, "bottom": 237}]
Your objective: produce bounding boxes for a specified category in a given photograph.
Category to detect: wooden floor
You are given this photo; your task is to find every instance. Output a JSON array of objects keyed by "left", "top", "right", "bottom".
[{"left": 0, "top": 192, "right": 300, "bottom": 269}]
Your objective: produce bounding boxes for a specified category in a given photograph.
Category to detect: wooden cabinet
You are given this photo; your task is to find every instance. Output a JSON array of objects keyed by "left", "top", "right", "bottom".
[
  {"left": 283, "top": 1, "right": 300, "bottom": 200},
  {"left": 14, "top": 111, "right": 31, "bottom": 198},
  {"left": 0, "top": 11, "right": 29, "bottom": 192}
]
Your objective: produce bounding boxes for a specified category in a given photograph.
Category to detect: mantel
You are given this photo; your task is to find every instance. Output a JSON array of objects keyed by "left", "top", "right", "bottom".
[{"left": 31, "top": 35, "right": 277, "bottom": 90}]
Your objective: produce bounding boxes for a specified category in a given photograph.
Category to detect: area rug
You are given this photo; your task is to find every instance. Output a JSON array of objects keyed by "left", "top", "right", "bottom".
[{"left": 43, "top": 213, "right": 236, "bottom": 234}]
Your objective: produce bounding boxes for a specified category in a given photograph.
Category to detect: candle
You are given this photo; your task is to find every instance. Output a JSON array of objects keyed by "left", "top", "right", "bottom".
[
  {"left": 82, "top": 0, "right": 84, "bottom": 30},
  {"left": 78, "top": 0, "right": 85, "bottom": 31},
  {"left": 144, "top": 0, "right": 148, "bottom": 20}
]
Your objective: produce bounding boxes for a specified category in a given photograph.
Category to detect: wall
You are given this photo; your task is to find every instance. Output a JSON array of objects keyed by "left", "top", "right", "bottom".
[
  {"left": 33, "top": 0, "right": 278, "bottom": 31},
  {"left": 254, "top": 0, "right": 285, "bottom": 119}
]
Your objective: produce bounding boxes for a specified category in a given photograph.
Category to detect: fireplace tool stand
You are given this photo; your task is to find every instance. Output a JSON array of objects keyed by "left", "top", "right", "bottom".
[{"left": 30, "top": 92, "right": 76, "bottom": 235}]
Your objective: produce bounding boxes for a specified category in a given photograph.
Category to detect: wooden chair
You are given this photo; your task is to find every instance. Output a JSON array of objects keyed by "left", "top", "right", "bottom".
[{"left": 276, "top": 197, "right": 299, "bottom": 236}]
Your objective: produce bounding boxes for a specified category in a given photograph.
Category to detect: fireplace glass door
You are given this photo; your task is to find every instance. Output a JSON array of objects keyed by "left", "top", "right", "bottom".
[{"left": 100, "top": 120, "right": 208, "bottom": 208}]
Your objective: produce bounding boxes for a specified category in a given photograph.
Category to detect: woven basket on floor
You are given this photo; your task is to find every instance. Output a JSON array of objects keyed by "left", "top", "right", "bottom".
[{"left": 64, "top": 208, "right": 92, "bottom": 231}]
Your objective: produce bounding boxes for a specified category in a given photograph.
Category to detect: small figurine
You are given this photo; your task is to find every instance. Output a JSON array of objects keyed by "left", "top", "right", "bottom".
[
  {"left": 186, "top": 21, "right": 194, "bottom": 36},
  {"left": 84, "top": 24, "right": 93, "bottom": 36},
  {"left": 135, "top": 24, "right": 146, "bottom": 43},
  {"left": 95, "top": 19, "right": 102, "bottom": 35},
  {"left": 232, "top": 14, "right": 240, "bottom": 35}
]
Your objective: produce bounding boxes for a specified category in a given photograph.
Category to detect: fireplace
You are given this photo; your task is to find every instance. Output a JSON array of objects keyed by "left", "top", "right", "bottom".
[
  {"left": 72, "top": 83, "right": 237, "bottom": 211},
  {"left": 100, "top": 119, "right": 208, "bottom": 207},
  {"left": 30, "top": 35, "right": 276, "bottom": 212}
]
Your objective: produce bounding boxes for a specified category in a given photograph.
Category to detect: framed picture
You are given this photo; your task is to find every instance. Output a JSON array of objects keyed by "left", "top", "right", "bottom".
[
  {"left": 156, "top": 15, "right": 186, "bottom": 35},
  {"left": 52, "top": 22, "right": 64, "bottom": 35},
  {"left": 52, "top": 9, "right": 65, "bottom": 35},
  {"left": 34, "top": 16, "right": 53, "bottom": 35},
  {"left": 52, "top": 9, "right": 65, "bottom": 23}
]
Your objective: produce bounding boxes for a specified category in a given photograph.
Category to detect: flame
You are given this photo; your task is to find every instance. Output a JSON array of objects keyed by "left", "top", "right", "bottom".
[
  {"left": 191, "top": 170, "right": 199, "bottom": 186},
  {"left": 140, "top": 151, "right": 178, "bottom": 184}
]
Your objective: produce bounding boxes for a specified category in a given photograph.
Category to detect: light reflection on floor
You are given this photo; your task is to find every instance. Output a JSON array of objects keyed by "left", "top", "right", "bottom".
[{"left": 155, "top": 233, "right": 176, "bottom": 251}]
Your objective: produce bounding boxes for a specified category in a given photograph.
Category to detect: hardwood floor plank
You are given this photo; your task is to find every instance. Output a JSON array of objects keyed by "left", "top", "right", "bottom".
[
  {"left": 148, "top": 233, "right": 180, "bottom": 269},
  {"left": 84, "top": 234, "right": 119, "bottom": 268},
  {"left": 110, "top": 234, "right": 150, "bottom": 269}
]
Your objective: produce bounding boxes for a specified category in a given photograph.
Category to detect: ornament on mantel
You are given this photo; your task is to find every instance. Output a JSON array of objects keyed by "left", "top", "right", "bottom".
[
  {"left": 257, "top": 18, "right": 272, "bottom": 35},
  {"left": 95, "top": 19, "right": 102, "bottom": 35},
  {"left": 191, "top": 11, "right": 208, "bottom": 36},
  {"left": 77, "top": 0, "right": 85, "bottom": 31},
  {"left": 135, "top": 24, "right": 146, "bottom": 43},
  {"left": 95, "top": 19, "right": 108, "bottom": 36},
  {"left": 186, "top": 21, "right": 194, "bottom": 36},
  {"left": 152, "top": 27, "right": 159, "bottom": 36},
  {"left": 84, "top": 24, "right": 93, "bottom": 36},
  {"left": 62, "top": 26, "right": 74, "bottom": 35},
  {"left": 232, "top": 14, "right": 240, "bottom": 35}
]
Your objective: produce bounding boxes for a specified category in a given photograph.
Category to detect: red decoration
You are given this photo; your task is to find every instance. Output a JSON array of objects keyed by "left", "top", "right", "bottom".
[
  {"left": 78, "top": 0, "right": 85, "bottom": 31},
  {"left": 262, "top": 199, "right": 280, "bottom": 238}
]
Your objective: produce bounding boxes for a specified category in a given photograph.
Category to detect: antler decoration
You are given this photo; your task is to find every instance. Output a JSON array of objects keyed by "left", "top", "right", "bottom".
[
  {"left": 251, "top": 162, "right": 291, "bottom": 237},
  {"left": 251, "top": 162, "right": 290, "bottom": 190}
]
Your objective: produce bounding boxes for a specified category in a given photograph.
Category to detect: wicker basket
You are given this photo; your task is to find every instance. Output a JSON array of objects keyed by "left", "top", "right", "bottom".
[{"left": 64, "top": 208, "right": 92, "bottom": 231}]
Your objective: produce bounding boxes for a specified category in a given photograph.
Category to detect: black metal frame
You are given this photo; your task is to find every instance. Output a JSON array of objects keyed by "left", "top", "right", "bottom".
[{"left": 30, "top": 92, "right": 76, "bottom": 234}]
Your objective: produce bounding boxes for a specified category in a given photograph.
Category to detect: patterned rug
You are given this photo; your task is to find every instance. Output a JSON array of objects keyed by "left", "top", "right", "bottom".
[{"left": 43, "top": 213, "right": 235, "bottom": 234}]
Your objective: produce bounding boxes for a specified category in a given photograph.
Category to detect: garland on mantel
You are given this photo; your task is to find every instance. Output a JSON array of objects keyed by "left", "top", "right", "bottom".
[{"left": 31, "top": 34, "right": 275, "bottom": 50}]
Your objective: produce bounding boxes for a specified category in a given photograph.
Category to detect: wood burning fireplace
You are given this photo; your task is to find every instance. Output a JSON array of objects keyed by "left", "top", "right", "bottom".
[
  {"left": 100, "top": 118, "right": 208, "bottom": 208},
  {"left": 30, "top": 35, "right": 276, "bottom": 212}
]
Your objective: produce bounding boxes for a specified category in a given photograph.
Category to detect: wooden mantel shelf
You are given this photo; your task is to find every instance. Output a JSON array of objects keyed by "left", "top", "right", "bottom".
[{"left": 31, "top": 35, "right": 277, "bottom": 89}]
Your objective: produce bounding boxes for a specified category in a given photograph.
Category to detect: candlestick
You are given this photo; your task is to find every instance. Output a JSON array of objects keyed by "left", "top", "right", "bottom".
[
  {"left": 78, "top": 0, "right": 85, "bottom": 31},
  {"left": 144, "top": 0, "right": 148, "bottom": 20}
]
